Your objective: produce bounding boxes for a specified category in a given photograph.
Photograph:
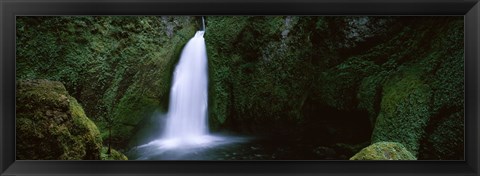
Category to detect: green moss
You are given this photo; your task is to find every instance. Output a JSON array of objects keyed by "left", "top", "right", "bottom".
[
  {"left": 428, "top": 112, "right": 464, "bottom": 160},
  {"left": 206, "top": 17, "right": 250, "bottom": 128},
  {"left": 430, "top": 43, "right": 464, "bottom": 113},
  {"left": 357, "top": 70, "right": 391, "bottom": 125},
  {"left": 107, "top": 86, "right": 159, "bottom": 143},
  {"left": 101, "top": 147, "right": 128, "bottom": 160},
  {"left": 334, "top": 142, "right": 370, "bottom": 158},
  {"left": 371, "top": 71, "right": 432, "bottom": 156},
  {"left": 361, "top": 18, "right": 463, "bottom": 160},
  {"left": 104, "top": 25, "right": 195, "bottom": 146},
  {"left": 316, "top": 57, "right": 380, "bottom": 110},
  {"left": 16, "top": 79, "right": 70, "bottom": 112},
  {"left": 16, "top": 17, "right": 464, "bottom": 160},
  {"left": 16, "top": 80, "right": 103, "bottom": 160},
  {"left": 419, "top": 110, "right": 464, "bottom": 160},
  {"left": 205, "top": 16, "right": 250, "bottom": 50},
  {"left": 207, "top": 16, "right": 318, "bottom": 134},
  {"left": 69, "top": 97, "right": 103, "bottom": 160},
  {"left": 16, "top": 16, "right": 197, "bottom": 150},
  {"left": 101, "top": 18, "right": 196, "bottom": 148},
  {"left": 350, "top": 142, "right": 416, "bottom": 160}
]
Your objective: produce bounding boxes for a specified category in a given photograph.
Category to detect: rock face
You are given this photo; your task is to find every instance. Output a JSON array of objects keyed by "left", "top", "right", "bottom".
[
  {"left": 206, "top": 16, "right": 464, "bottom": 160},
  {"left": 371, "top": 73, "right": 432, "bottom": 156},
  {"left": 16, "top": 79, "right": 103, "bottom": 160},
  {"left": 350, "top": 142, "right": 416, "bottom": 160},
  {"left": 15, "top": 16, "right": 464, "bottom": 160},
  {"left": 16, "top": 16, "right": 198, "bottom": 150},
  {"left": 369, "top": 18, "right": 464, "bottom": 159}
]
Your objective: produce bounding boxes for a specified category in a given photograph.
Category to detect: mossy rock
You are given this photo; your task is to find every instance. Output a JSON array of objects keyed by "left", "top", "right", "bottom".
[
  {"left": 428, "top": 114, "right": 464, "bottom": 160},
  {"left": 16, "top": 16, "right": 198, "bottom": 150},
  {"left": 69, "top": 97, "right": 103, "bottom": 160},
  {"left": 334, "top": 142, "right": 370, "bottom": 159},
  {"left": 101, "top": 147, "right": 128, "bottom": 160},
  {"left": 357, "top": 64, "right": 397, "bottom": 126},
  {"left": 206, "top": 16, "right": 317, "bottom": 133},
  {"left": 350, "top": 142, "right": 416, "bottom": 160},
  {"left": 16, "top": 79, "right": 103, "bottom": 160},
  {"left": 206, "top": 16, "right": 250, "bottom": 128},
  {"left": 419, "top": 110, "right": 464, "bottom": 160},
  {"left": 316, "top": 57, "right": 380, "bottom": 111},
  {"left": 100, "top": 17, "right": 197, "bottom": 149},
  {"left": 371, "top": 71, "right": 432, "bottom": 157}
]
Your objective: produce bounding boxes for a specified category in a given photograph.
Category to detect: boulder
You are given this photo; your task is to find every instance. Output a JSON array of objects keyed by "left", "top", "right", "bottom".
[
  {"left": 350, "top": 142, "right": 416, "bottom": 160},
  {"left": 16, "top": 79, "right": 103, "bottom": 160}
]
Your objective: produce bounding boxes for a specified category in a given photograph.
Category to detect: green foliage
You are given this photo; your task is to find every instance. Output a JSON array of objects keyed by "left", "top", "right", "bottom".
[
  {"left": 350, "top": 142, "right": 416, "bottom": 160},
  {"left": 69, "top": 97, "right": 103, "bottom": 160},
  {"left": 315, "top": 57, "right": 380, "bottom": 110},
  {"left": 206, "top": 16, "right": 250, "bottom": 128},
  {"left": 425, "top": 111, "right": 464, "bottom": 160},
  {"left": 315, "top": 17, "right": 328, "bottom": 31},
  {"left": 371, "top": 71, "right": 432, "bottom": 156},
  {"left": 16, "top": 80, "right": 103, "bottom": 160},
  {"left": 428, "top": 21, "right": 464, "bottom": 113},
  {"left": 415, "top": 19, "right": 464, "bottom": 160},
  {"left": 357, "top": 70, "right": 391, "bottom": 125},
  {"left": 16, "top": 16, "right": 197, "bottom": 149},
  {"left": 16, "top": 16, "right": 464, "bottom": 160},
  {"left": 206, "top": 16, "right": 317, "bottom": 134},
  {"left": 354, "top": 17, "right": 464, "bottom": 159},
  {"left": 105, "top": 83, "right": 159, "bottom": 144},
  {"left": 206, "top": 17, "right": 464, "bottom": 158}
]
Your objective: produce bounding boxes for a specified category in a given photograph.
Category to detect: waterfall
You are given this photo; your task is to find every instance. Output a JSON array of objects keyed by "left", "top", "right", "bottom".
[
  {"left": 163, "top": 30, "right": 209, "bottom": 144},
  {"left": 131, "top": 28, "right": 247, "bottom": 160},
  {"left": 202, "top": 16, "right": 206, "bottom": 31}
]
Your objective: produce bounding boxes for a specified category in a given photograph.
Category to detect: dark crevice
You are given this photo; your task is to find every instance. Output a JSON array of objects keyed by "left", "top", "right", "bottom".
[{"left": 301, "top": 102, "right": 373, "bottom": 146}]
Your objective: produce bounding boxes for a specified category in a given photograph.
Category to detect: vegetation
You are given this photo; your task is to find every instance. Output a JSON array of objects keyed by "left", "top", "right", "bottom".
[
  {"left": 16, "top": 16, "right": 464, "bottom": 160},
  {"left": 371, "top": 72, "right": 432, "bottom": 156},
  {"left": 101, "top": 147, "right": 128, "bottom": 160},
  {"left": 350, "top": 142, "right": 416, "bottom": 160},
  {"left": 16, "top": 16, "right": 197, "bottom": 151},
  {"left": 16, "top": 79, "right": 103, "bottom": 160}
]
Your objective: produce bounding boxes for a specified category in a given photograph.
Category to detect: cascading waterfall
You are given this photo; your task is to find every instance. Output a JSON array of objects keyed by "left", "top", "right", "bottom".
[
  {"left": 135, "top": 30, "right": 221, "bottom": 155},
  {"left": 137, "top": 29, "right": 224, "bottom": 149},
  {"left": 157, "top": 17, "right": 215, "bottom": 148},
  {"left": 132, "top": 19, "right": 246, "bottom": 160},
  {"left": 162, "top": 30, "right": 211, "bottom": 146}
]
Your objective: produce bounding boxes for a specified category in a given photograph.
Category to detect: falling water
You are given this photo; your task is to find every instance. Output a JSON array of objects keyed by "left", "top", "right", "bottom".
[
  {"left": 131, "top": 28, "right": 247, "bottom": 160},
  {"left": 162, "top": 30, "right": 211, "bottom": 145},
  {"left": 134, "top": 30, "right": 222, "bottom": 152},
  {"left": 202, "top": 16, "right": 206, "bottom": 31}
]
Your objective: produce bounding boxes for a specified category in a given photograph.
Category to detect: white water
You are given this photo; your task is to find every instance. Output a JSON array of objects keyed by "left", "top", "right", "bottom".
[
  {"left": 202, "top": 16, "right": 206, "bottom": 31},
  {"left": 136, "top": 31, "right": 222, "bottom": 152},
  {"left": 164, "top": 31, "right": 209, "bottom": 140},
  {"left": 132, "top": 30, "right": 247, "bottom": 160},
  {"left": 143, "top": 30, "right": 222, "bottom": 150}
]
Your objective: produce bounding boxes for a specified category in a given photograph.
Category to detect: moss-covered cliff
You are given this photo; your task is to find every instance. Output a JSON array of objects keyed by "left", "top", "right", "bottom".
[
  {"left": 16, "top": 16, "right": 198, "bottom": 150},
  {"left": 205, "top": 16, "right": 463, "bottom": 159},
  {"left": 16, "top": 16, "right": 463, "bottom": 160}
]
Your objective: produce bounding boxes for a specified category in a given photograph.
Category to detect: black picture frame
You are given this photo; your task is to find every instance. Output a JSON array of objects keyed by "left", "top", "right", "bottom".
[{"left": 1, "top": 0, "right": 479, "bottom": 175}]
